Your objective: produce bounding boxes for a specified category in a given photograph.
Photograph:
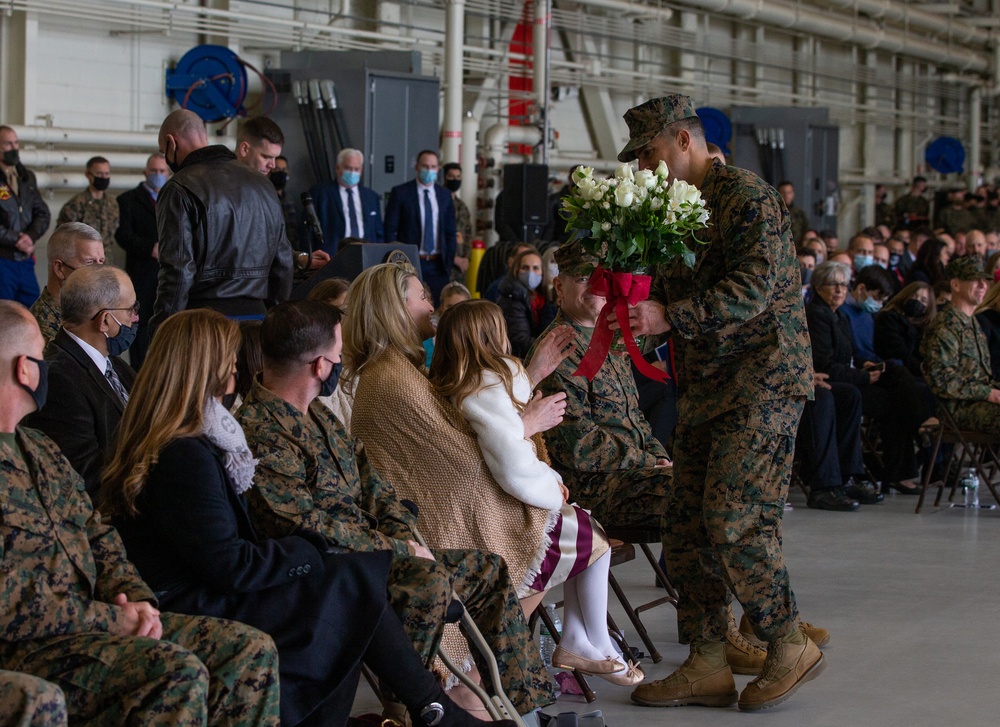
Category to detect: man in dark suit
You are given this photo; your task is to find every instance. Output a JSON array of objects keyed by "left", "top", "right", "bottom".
[
  {"left": 115, "top": 152, "right": 169, "bottom": 369},
  {"left": 384, "top": 149, "right": 457, "bottom": 302},
  {"left": 311, "top": 148, "right": 384, "bottom": 255},
  {"left": 26, "top": 265, "right": 139, "bottom": 495}
]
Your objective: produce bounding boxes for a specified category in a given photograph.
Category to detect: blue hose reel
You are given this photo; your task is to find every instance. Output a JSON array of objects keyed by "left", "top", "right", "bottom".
[
  {"left": 165, "top": 45, "right": 248, "bottom": 122},
  {"left": 925, "top": 136, "right": 966, "bottom": 175}
]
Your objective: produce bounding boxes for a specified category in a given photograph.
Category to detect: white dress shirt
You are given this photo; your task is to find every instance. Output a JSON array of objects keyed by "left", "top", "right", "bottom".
[
  {"left": 338, "top": 183, "right": 365, "bottom": 239},
  {"left": 416, "top": 181, "right": 439, "bottom": 255}
]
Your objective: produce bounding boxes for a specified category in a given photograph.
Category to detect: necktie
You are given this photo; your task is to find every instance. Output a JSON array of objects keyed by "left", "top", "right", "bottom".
[
  {"left": 105, "top": 360, "right": 129, "bottom": 405},
  {"left": 422, "top": 189, "right": 435, "bottom": 254},
  {"left": 4, "top": 167, "right": 18, "bottom": 197},
  {"left": 347, "top": 187, "right": 360, "bottom": 238}
]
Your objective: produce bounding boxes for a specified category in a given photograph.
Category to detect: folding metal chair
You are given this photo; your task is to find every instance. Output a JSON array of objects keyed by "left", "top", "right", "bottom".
[{"left": 916, "top": 404, "right": 1000, "bottom": 513}]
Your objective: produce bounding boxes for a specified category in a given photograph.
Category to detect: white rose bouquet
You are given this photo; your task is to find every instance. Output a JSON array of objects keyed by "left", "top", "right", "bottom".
[
  {"left": 561, "top": 161, "right": 710, "bottom": 271},
  {"left": 558, "top": 162, "right": 711, "bottom": 382}
]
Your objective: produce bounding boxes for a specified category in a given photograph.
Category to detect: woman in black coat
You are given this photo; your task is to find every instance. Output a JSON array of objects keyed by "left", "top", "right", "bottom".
[
  {"left": 807, "top": 262, "right": 929, "bottom": 495},
  {"left": 873, "top": 281, "right": 936, "bottom": 379},
  {"left": 497, "top": 246, "right": 556, "bottom": 358},
  {"left": 101, "top": 310, "right": 508, "bottom": 727}
]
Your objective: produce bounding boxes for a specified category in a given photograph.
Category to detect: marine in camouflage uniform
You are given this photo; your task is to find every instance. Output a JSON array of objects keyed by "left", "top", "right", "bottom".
[
  {"left": 56, "top": 191, "right": 119, "bottom": 254},
  {"left": 618, "top": 96, "right": 814, "bottom": 641},
  {"left": 787, "top": 203, "right": 810, "bottom": 245},
  {"left": 237, "top": 380, "right": 550, "bottom": 714},
  {"left": 27, "top": 287, "right": 60, "bottom": 345},
  {"left": 451, "top": 196, "right": 474, "bottom": 282},
  {"left": 938, "top": 204, "right": 978, "bottom": 236},
  {"left": 525, "top": 307, "right": 671, "bottom": 531},
  {"left": 0, "top": 672, "right": 66, "bottom": 727},
  {"left": 894, "top": 191, "right": 930, "bottom": 229},
  {"left": 0, "top": 426, "right": 281, "bottom": 727},
  {"left": 921, "top": 256, "right": 1000, "bottom": 433}
]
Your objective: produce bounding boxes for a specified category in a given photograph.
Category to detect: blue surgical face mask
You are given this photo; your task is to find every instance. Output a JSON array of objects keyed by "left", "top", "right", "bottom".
[
  {"left": 854, "top": 254, "right": 874, "bottom": 270},
  {"left": 340, "top": 170, "right": 360, "bottom": 187},
  {"left": 106, "top": 313, "right": 138, "bottom": 357},
  {"left": 518, "top": 271, "right": 543, "bottom": 291},
  {"left": 146, "top": 172, "right": 168, "bottom": 191},
  {"left": 861, "top": 296, "right": 883, "bottom": 314},
  {"left": 418, "top": 169, "right": 438, "bottom": 186}
]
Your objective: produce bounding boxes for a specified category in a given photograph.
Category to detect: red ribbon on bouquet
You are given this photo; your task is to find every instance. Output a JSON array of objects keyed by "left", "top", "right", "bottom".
[{"left": 572, "top": 267, "right": 669, "bottom": 383}]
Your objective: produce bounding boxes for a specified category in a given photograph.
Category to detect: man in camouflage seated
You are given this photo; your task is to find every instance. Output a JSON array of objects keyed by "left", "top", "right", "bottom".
[
  {"left": 0, "top": 300, "right": 281, "bottom": 726},
  {"left": 0, "top": 672, "right": 65, "bottom": 727},
  {"left": 237, "top": 299, "right": 554, "bottom": 716}
]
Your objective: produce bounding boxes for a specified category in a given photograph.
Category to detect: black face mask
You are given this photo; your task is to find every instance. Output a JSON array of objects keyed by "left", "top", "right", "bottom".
[
  {"left": 444, "top": 178, "right": 462, "bottom": 193},
  {"left": 269, "top": 170, "right": 289, "bottom": 190},
  {"left": 165, "top": 140, "right": 181, "bottom": 174},
  {"left": 903, "top": 299, "right": 927, "bottom": 318},
  {"left": 18, "top": 356, "right": 48, "bottom": 411},
  {"left": 105, "top": 313, "right": 138, "bottom": 357},
  {"left": 319, "top": 361, "right": 342, "bottom": 397},
  {"left": 92, "top": 176, "right": 111, "bottom": 192},
  {"left": 221, "top": 392, "right": 239, "bottom": 411},
  {"left": 2, "top": 149, "right": 19, "bottom": 167}
]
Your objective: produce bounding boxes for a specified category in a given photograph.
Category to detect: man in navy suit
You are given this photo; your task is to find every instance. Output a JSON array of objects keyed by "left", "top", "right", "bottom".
[
  {"left": 311, "top": 148, "right": 384, "bottom": 256},
  {"left": 384, "top": 149, "right": 457, "bottom": 303}
]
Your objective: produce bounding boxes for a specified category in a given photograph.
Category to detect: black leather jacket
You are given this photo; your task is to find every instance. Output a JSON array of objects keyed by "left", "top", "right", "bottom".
[
  {"left": 150, "top": 145, "right": 292, "bottom": 331},
  {"left": 0, "top": 164, "right": 51, "bottom": 261}
]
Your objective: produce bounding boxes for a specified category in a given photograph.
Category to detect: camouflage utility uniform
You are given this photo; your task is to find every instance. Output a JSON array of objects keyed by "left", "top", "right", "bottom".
[
  {"left": 921, "top": 302, "right": 1000, "bottom": 432},
  {"left": 894, "top": 193, "right": 930, "bottom": 229},
  {"left": 0, "top": 672, "right": 66, "bottom": 727},
  {"left": 237, "top": 382, "right": 550, "bottom": 714},
  {"left": 27, "top": 287, "right": 60, "bottom": 345},
  {"left": 0, "top": 427, "right": 281, "bottom": 727},
  {"left": 526, "top": 310, "right": 671, "bottom": 529},
  {"left": 787, "top": 203, "right": 809, "bottom": 244},
  {"left": 938, "top": 206, "right": 978, "bottom": 236},
  {"left": 649, "top": 159, "right": 813, "bottom": 645},
  {"left": 56, "top": 191, "right": 119, "bottom": 248},
  {"left": 451, "top": 196, "right": 474, "bottom": 282}
]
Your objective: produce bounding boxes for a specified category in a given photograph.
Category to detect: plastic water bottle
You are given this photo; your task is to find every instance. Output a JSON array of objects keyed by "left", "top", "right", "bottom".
[
  {"left": 538, "top": 604, "right": 561, "bottom": 667},
  {"left": 963, "top": 468, "right": 980, "bottom": 510}
]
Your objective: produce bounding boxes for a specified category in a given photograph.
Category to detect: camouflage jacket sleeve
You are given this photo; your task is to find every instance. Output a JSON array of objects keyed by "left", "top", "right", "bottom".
[
  {"left": 539, "top": 363, "right": 665, "bottom": 472},
  {"left": 356, "top": 448, "right": 418, "bottom": 543},
  {"left": 921, "top": 310, "right": 993, "bottom": 402},
  {"left": 664, "top": 192, "right": 781, "bottom": 339}
]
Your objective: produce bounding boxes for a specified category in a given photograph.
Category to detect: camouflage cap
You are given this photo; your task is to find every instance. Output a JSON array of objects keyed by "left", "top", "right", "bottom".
[
  {"left": 946, "top": 255, "right": 990, "bottom": 281},
  {"left": 617, "top": 95, "right": 698, "bottom": 163},
  {"left": 553, "top": 239, "right": 599, "bottom": 277}
]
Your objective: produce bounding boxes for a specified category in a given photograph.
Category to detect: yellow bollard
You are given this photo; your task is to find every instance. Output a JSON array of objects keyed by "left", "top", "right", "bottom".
[{"left": 467, "top": 239, "right": 486, "bottom": 298}]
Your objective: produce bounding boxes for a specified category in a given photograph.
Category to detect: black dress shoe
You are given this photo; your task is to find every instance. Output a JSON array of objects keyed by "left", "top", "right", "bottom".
[
  {"left": 844, "top": 477, "right": 885, "bottom": 504},
  {"left": 807, "top": 487, "right": 860, "bottom": 512}
]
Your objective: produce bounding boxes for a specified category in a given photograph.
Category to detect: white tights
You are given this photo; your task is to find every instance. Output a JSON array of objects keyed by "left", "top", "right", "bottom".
[{"left": 554, "top": 549, "right": 623, "bottom": 665}]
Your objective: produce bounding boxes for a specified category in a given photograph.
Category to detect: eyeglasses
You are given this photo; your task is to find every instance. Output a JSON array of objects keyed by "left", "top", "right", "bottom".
[
  {"left": 820, "top": 282, "right": 848, "bottom": 290},
  {"left": 91, "top": 301, "right": 140, "bottom": 319}
]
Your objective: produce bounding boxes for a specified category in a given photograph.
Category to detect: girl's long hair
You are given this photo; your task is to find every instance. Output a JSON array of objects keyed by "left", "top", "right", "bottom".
[
  {"left": 342, "top": 262, "right": 425, "bottom": 381},
  {"left": 428, "top": 299, "right": 526, "bottom": 411},
  {"left": 880, "top": 281, "right": 937, "bottom": 326},
  {"left": 100, "top": 309, "right": 240, "bottom": 518}
]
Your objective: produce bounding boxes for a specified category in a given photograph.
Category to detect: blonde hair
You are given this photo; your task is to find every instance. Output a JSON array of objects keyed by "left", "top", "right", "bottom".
[
  {"left": 343, "top": 263, "right": 426, "bottom": 381},
  {"left": 976, "top": 280, "right": 1000, "bottom": 315},
  {"left": 100, "top": 309, "right": 240, "bottom": 518},
  {"left": 428, "top": 299, "right": 526, "bottom": 411}
]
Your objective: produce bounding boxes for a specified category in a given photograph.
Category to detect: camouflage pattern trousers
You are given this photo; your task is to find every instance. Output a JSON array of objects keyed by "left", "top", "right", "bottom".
[
  {"left": 570, "top": 468, "right": 672, "bottom": 531},
  {"left": 391, "top": 548, "right": 555, "bottom": 715},
  {"left": 0, "top": 671, "right": 66, "bottom": 727},
  {"left": 0, "top": 613, "right": 280, "bottom": 726},
  {"left": 948, "top": 399, "right": 1000, "bottom": 435},
  {"left": 664, "top": 398, "right": 804, "bottom": 645}
]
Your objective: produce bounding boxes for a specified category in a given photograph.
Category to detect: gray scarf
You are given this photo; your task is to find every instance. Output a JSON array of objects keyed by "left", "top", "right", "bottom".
[{"left": 202, "top": 397, "right": 257, "bottom": 495}]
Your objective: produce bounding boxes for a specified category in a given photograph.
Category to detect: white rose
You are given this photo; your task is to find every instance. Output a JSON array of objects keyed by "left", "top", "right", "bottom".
[
  {"left": 655, "top": 160, "right": 669, "bottom": 178},
  {"left": 635, "top": 169, "right": 656, "bottom": 189},
  {"left": 615, "top": 163, "right": 635, "bottom": 182},
  {"left": 601, "top": 221, "right": 612, "bottom": 231},
  {"left": 669, "top": 180, "right": 702, "bottom": 206},
  {"left": 572, "top": 166, "right": 594, "bottom": 185},
  {"left": 602, "top": 201, "right": 611, "bottom": 209},
  {"left": 650, "top": 196, "right": 663, "bottom": 211},
  {"left": 614, "top": 184, "right": 634, "bottom": 207}
]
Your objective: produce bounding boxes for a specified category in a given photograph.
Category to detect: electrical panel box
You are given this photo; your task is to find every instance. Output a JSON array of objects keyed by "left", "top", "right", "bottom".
[{"left": 730, "top": 106, "right": 840, "bottom": 237}]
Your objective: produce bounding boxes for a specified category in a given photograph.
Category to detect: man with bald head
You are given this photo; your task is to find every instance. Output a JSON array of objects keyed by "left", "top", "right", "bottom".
[
  {"left": 25, "top": 265, "right": 139, "bottom": 493},
  {"left": 151, "top": 109, "right": 292, "bottom": 334},
  {"left": 29, "top": 222, "right": 106, "bottom": 344}
]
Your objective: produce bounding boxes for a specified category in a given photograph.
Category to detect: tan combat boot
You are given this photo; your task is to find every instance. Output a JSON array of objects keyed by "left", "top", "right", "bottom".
[
  {"left": 725, "top": 628, "right": 766, "bottom": 675},
  {"left": 737, "top": 627, "right": 825, "bottom": 711},
  {"left": 739, "top": 612, "right": 830, "bottom": 648},
  {"left": 630, "top": 641, "right": 738, "bottom": 708}
]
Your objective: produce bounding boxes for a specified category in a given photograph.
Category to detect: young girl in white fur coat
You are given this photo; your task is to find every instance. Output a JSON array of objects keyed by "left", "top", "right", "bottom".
[{"left": 428, "top": 299, "right": 644, "bottom": 686}]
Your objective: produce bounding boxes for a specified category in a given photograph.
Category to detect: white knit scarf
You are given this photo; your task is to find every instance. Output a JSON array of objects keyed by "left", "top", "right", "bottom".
[{"left": 202, "top": 397, "right": 258, "bottom": 494}]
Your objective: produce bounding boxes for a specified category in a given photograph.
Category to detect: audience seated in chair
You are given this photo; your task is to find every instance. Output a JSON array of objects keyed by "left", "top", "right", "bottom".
[
  {"left": 25, "top": 265, "right": 139, "bottom": 494},
  {"left": 0, "top": 301, "right": 281, "bottom": 726},
  {"left": 100, "top": 308, "right": 512, "bottom": 727},
  {"left": 496, "top": 246, "right": 557, "bottom": 359},
  {"left": 237, "top": 299, "right": 549, "bottom": 704},
  {"left": 922, "top": 256, "right": 1000, "bottom": 434},
  {"left": 873, "top": 281, "right": 936, "bottom": 380}
]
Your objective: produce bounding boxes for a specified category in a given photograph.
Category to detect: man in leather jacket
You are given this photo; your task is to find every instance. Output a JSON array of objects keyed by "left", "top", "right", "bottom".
[
  {"left": 0, "top": 125, "right": 51, "bottom": 306},
  {"left": 149, "top": 109, "right": 292, "bottom": 334}
]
